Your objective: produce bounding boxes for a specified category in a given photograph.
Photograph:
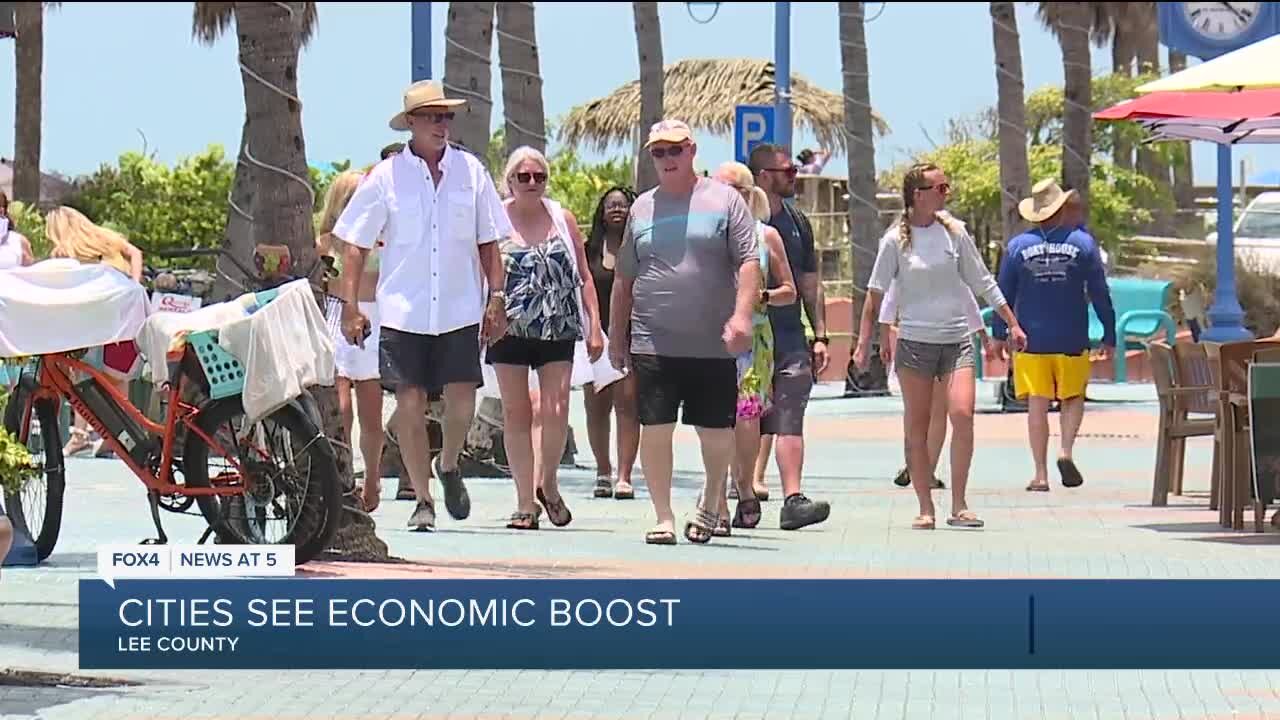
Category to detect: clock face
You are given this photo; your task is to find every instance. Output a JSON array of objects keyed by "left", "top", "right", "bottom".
[{"left": 1183, "top": 1, "right": 1263, "bottom": 40}]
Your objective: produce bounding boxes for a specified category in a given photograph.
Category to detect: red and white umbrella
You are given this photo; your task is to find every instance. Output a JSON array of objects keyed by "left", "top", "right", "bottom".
[{"left": 1094, "top": 89, "right": 1280, "bottom": 143}]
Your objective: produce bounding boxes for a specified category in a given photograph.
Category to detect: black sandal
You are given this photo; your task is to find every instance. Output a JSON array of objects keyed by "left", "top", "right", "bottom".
[
  {"left": 506, "top": 511, "right": 540, "bottom": 530},
  {"left": 537, "top": 487, "right": 573, "bottom": 527},
  {"left": 732, "top": 498, "right": 762, "bottom": 529},
  {"left": 684, "top": 509, "right": 718, "bottom": 544}
]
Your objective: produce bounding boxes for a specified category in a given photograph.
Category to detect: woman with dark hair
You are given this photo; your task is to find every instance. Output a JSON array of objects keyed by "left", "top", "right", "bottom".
[{"left": 583, "top": 186, "right": 641, "bottom": 500}]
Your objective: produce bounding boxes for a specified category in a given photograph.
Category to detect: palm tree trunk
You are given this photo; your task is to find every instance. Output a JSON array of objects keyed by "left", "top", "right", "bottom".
[
  {"left": 633, "top": 1, "right": 663, "bottom": 193},
  {"left": 1111, "top": 28, "right": 1135, "bottom": 171},
  {"left": 232, "top": 0, "right": 388, "bottom": 561},
  {"left": 1169, "top": 49, "right": 1195, "bottom": 210},
  {"left": 496, "top": 2, "right": 545, "bottom": 157},
  {"left": 443, "top": 2, "right": 496, "bottom": 156},
  {"left": 12, "top": 1, "right": 43, "bottom": 205},
  {"left": 839, "top": 2, "right": 881, "bottom": 384},
  {"left": 990, "top": 1, "right": 1030, "bottom": 242},
  {"left": 216, "top": 121, "right": 255, "bottom": 299},
  {"left": 1134, "top": 3, "right": 1165, "bottom": 189},
  {"left": 1057, "top": 2, "right": 1091, "bottom": 209}
]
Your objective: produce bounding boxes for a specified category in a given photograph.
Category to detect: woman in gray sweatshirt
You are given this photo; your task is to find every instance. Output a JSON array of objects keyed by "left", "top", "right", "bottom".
[{"left": 853, "top": 162, "right": 1026, "bottom": 530}]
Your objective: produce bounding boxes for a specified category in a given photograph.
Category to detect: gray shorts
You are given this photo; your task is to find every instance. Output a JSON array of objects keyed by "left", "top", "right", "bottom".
[
  {"left": 895, "top": 338, "right": 975, "bottom": 380},
  {"left": 761, "top": 350, "right": 813, "bottom": 437}
]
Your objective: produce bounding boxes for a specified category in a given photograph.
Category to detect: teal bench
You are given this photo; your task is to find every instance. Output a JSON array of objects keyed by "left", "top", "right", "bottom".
[{"left": 974, "top": 277, "right": 1178, "bottom": 383}]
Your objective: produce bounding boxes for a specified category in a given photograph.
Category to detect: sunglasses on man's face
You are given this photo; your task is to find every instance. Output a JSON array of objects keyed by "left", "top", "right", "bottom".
[
  {"left": 650, "top": 144, "right": 687, "bottom": 159},
  {"left": 764, "top": 166, "right": 799, "bottom": 178},
  {"left": 919, "top": 182, "right": 951, "bottom": 195},
  {"left": 411, "top": 110, "right": 455, "bottom": 124},
  {"left": 515, "top": 171, "right": 548, "bottom": 185}
]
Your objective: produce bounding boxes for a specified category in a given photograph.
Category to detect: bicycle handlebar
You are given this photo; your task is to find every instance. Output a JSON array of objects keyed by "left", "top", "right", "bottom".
[{"left": 154, "top": 247, "right": 334, "bottom": 293}]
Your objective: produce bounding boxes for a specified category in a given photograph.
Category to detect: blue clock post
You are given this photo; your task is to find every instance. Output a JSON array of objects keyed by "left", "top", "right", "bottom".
[{"left": 1158, "top": 2, "right": 1280, "bottom": 342}]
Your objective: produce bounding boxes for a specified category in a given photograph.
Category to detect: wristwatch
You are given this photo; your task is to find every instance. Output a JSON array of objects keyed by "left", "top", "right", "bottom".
[
  {"left": 760, "top": 288, "right": 771, "bottom": 304},
  {"left": 811, "top": 336, "right": 830, "bottom": 347},
  {"left": 489, "top": 290, "right": 506, "bottom": 302}
]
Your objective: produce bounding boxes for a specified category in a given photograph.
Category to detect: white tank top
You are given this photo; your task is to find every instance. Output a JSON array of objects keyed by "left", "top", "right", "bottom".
[{"left": 0, "top": 231, "right": 25, "bottom": 270}]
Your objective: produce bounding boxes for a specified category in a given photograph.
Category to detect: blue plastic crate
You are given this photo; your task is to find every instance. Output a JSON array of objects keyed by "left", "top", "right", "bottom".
[
  {"left": 186, "top": 329, "right": 245, "bottom": 399},
  {"left": 184, "top": 287, "right": 285, "bottom": 399}
]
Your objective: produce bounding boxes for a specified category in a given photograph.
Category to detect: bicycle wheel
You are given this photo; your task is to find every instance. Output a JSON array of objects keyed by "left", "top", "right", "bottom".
[
  {"left": 2, "top": 390, "right": 66, "bottom": 562},
  {"left": 181, "top": 396, "right": 342, "bottom": 565}
]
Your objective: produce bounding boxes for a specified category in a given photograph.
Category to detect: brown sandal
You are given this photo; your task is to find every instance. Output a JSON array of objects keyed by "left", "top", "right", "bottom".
[
  {"left": 732, "top": 498, "right": 762, "bottom": 529},
  {"left": 506, "top": 511, "right": 540, "bottom": 530},
  {"left": 537, "top": 487, "right": 573, "bottom": 527},
  {"left": 684, "top": 509, "right": 718, "bottom": 544}
]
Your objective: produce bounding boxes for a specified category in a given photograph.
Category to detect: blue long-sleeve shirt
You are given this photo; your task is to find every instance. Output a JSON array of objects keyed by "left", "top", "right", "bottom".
[{"left": 991, "top": 225, "right": 1116, "bottom": 355}]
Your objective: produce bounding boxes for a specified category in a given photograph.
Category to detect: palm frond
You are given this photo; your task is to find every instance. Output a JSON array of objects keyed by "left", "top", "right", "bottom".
[{"left": 192, "top": 2, "right": 317, "bottom": 46}]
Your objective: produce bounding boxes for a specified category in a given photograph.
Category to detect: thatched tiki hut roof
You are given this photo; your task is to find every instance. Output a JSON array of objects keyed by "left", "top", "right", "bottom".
[{"left": 557, "top": 58, "right": 889, "bottom": 154}]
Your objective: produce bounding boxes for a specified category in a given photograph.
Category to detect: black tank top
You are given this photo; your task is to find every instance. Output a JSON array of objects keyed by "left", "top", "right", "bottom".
[{"left": 587, "top": 247, "right": 614, "bottom": 328}]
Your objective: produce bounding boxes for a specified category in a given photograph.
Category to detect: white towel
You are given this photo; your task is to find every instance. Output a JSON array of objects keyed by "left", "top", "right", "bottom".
[{"left": 0, "top": 259, "right": 150, "bottom": 359}]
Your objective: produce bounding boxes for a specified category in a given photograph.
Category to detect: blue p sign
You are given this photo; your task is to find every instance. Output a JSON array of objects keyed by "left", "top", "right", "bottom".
[{"left": 734, "top": 105, "right": 775, "bottom": 165}]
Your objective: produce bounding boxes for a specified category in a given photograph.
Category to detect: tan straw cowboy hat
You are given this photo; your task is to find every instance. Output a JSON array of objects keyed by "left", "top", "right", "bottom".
[
  {"left": 1018, "top": 178, "right": 1078, "bottom": 223},
  {"left": 389, "top": 80, "right": 466, "bottom": 131}
]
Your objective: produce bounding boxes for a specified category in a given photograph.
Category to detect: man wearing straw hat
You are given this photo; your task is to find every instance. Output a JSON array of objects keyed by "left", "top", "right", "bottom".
[
  {"left": 333, "top": 80, "right": 511, "bottom": 531},
  {"left": 991, "top": 179, "right": 1115, "bottom": 492}
]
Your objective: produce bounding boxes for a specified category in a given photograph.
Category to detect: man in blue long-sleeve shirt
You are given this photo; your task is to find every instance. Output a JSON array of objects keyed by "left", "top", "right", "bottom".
[{"left": 992, "top": 179, "right": 1116, "bottom": 492}]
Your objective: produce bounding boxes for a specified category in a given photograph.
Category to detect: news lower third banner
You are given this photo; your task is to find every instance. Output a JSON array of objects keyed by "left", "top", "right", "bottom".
[{"left": 79, "top": 578, "right": 1280, "bottom": 670}]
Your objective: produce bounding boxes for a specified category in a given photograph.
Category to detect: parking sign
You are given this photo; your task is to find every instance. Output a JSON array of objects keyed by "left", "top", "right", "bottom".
[{"left": 734, "top": 105, "right": 775, "bottom": 165}]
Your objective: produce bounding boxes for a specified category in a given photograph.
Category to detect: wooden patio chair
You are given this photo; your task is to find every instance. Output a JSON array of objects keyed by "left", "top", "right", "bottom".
[
  {"left": 1148, "top": 341, "right": 1217, "bottom": 506},
  {"left": 1170, "top": 341, "right": 1220, "bottom": 502}
]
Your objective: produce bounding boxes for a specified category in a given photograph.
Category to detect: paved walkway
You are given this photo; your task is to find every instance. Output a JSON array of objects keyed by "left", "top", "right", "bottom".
[{"left": 3, "top": 382, "right": 1280, "bottom": 720}]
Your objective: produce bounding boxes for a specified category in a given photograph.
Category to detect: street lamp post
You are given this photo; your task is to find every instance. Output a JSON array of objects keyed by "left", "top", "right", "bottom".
[
  {"left": 411, "top": 2, "right": 431, "bottom": 81},
  {"left": 775, "top": 2, "right": 792, "bottom": 151},
  {"left": 1201, "top": 143, "right": 1254, "bottom": 342}
]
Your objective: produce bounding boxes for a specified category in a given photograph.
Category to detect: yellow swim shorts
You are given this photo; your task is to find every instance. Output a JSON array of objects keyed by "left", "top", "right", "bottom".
[{"left": 1012, "top": 351, "right": 1091, "bottom": 401}]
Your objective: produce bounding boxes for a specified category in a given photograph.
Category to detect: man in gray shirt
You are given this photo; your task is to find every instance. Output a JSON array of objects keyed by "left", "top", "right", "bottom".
[{"left": 609, "top": 119, "right": 762, "bottom": 546}]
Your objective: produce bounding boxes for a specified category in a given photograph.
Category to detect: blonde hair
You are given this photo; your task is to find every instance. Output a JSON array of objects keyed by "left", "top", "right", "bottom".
[
  {"left": 317, "top": 170, "right": 364, "bottom": 255},
  {"left": 500, "top": 146, "right": 551, "bottom": 198},
  {"left": 715, "top": 161, "right": 770, "bottom": 221},
  {"left": 897, "top": 162, "right": 963, "bottom": 251},
  {"left": 46, "top": 206, "right": 130, "bottom": 274}
]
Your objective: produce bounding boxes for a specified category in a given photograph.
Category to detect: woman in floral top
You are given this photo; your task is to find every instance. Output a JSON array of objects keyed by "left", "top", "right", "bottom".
[
  {"left": 489, "top": 146, "right": 604, "bottom": 530},
  {"left": 711, "top": 162, "right": 797, "bottom": 534}
]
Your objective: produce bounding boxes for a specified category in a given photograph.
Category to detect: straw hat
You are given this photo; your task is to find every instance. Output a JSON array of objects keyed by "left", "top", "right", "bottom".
[
  {"left": 1018, "top": 178, "right": 1077, "bottom": 223},
  {"left": 389, "top": 81, "right": 466, "bottom": 132}
]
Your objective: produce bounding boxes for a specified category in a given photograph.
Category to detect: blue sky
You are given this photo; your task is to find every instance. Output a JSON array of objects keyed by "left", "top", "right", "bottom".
[{"left": 2, "top": 1, "right": 1277, "bottom": 185}]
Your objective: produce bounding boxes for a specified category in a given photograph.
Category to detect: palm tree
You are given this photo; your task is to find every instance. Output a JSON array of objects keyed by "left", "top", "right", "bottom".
[
  {"left": 443, "top": 2, "right": 496, "bottom": 156},
  {"left": 496, "top": 2, "right": 546, "bottom": 157},
  {"left": 632, "top": 2, "right": 663, "bottom": 192},
  {"left": 193, "top": 1, "right": 389, "bottom": 561},
  {"left": 1168, "top": 49, "right": 1195, "bottom": 209},
  {"left": 1037, "top": 2, "right": 1092, "bottom": 209},
  {"left": 989, "top": 1, "right": 1030, "bottom": 242},
  {"left": 10, "top": 2, "right": 57, "bottom": 205},
  {"left": 838, "top": 3, "right": 879, "bottom": 363}
]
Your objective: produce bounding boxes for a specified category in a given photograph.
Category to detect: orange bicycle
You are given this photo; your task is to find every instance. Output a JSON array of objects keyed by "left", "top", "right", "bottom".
[{"left": 2, "top": 250, "right": 343, "bottom": 565}]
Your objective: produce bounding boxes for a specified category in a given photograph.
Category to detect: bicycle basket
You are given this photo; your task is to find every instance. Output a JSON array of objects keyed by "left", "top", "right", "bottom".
[
  {"left": 317, "top": 292, "right": 345, "bottom": 339},
  {"left": 186, "top": 329, "right": 245, "bottom": 400}
]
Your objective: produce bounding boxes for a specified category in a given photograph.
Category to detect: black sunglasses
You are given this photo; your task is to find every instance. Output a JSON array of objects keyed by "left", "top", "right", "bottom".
[
  {"left": 763, "top": 166, "right": 798, "bottom": 178},
  {"left": 650, "top": 145, "right": 686, "bottom": 159},
  {"left": 410, "top": 110, "right": 455, "bottom": 123},
  {"left": 515, "top": 171, "right": 547, "bottom": 184}
]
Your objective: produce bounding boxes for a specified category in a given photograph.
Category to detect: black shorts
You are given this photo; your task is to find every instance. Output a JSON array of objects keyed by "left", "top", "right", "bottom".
[
  {"left": 380, "top": 324, "right": 483, "bottom": 394},
  {"left": 485, "top": 336, "right": 575, "bottom": 369},
  {"left": 631, "top": 354, "right": 737, "bottom": 429}
]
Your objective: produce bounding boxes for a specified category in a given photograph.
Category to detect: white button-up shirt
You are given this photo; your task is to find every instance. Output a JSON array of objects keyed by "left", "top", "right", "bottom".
[{"left": 333, "top": 144, "right": 511, "bottom": 335}]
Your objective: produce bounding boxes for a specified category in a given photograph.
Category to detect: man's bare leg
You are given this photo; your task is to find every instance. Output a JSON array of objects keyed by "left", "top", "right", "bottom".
[
  {"left": 640, "top": 423, "right": 676, "bottom": 539},
  {"left": 395, "top": 386, "right": 437, "bottom": 529},
  {"left": 1026, "top": 395, "right": 1053, "bottom": 491}
]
